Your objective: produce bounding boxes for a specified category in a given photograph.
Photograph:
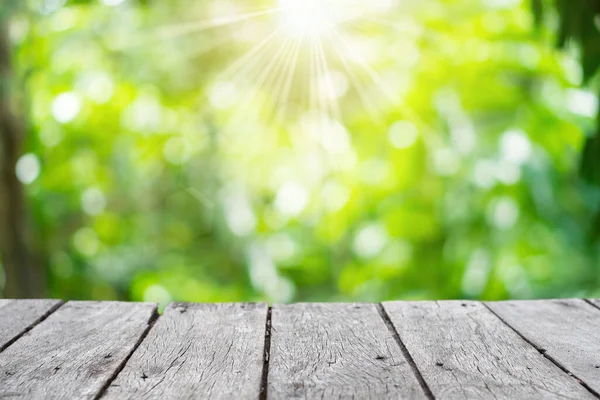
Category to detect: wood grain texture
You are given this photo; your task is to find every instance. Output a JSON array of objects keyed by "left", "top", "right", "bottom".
[
  {"left": 267, "top": 303, "right": 426, "bottom": 399},
  {"left": 0, "top": 301, "right": 156, "bottom": 399},
  {"left": 487, "top": 299, "right": 600, "bottom": 395},
  {"left": 103, "top": 303, "right": 268, "bottom": 400},
  {"left": 0, "top": 299, "right": 62, "bottom": 351},
  {"left": 383, "top": 301, "right": 593, "bottom": 399}
]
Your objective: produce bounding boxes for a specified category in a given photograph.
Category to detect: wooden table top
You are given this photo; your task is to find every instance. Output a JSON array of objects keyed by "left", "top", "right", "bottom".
[{"left": 0, "top": 299, "right": 598, "bottom": 399}]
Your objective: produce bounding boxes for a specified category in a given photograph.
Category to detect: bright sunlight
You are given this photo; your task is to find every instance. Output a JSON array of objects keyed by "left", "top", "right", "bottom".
[{"left": 277, "top": 0, "right": 391, "bottom": 39}]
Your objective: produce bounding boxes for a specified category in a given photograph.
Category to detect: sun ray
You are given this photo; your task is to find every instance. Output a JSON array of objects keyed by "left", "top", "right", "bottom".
[
  {"left": 329, "top": 28, "right": 431, "bottom": 130},
  {"left": 315, "top": 37, "right": 341, "bottom": 122},
  {"left": 113, "top": 8, "right": 281, "bottom": 50},
  {"left": 330, "top": 29, "right": 394, "bottom": 101},
  {"left": 311, "top": 39, "right": 321, "bottom": 120},
  {"left": 219, "top": 26, "right": 286, "bottom": 83},
  {"left": 325, "top": 30, "right": 385, "bottom": 123},
  {"left": 250, "top": 34, "right": 301, "bottom": 120},
  {"left": 225, "top": 31, "right": 297, "bottom": 124},
  {"left": 264, "top": 36, "right": 303, "bottom": 123},
  {"left": 273, "top": 34, "right": 303, "bottom": 122},
  {"left": 152, "top": 8, "right": 280, "bottom": 41},
  {"left": 312, "top": 38, "right": 332, "bottom": 138}
]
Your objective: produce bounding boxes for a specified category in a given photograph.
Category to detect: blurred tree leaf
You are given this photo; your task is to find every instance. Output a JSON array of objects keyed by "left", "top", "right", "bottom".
[{"left": 534, "top": 0, "right": 600, "bottom": 185}]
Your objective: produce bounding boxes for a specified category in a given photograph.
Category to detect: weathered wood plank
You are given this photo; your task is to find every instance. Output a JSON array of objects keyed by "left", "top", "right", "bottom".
[
  {"left": 267, "top": 303, "right": 427, "bottom": 399},
  {"left": 0, "top": 299, "right": 62, "bottom": 351},
  {"left": 487, "top": 299, "right": 600, "bottom": 395},
  {"left": 383, "top": 301, "right": 593, "bottom": 399},
  {"left": 0, "top": 301, "right": 156, "bottom": 399},
  {"left": 103, "top": 303, "right": 268, "bottom": 400}
]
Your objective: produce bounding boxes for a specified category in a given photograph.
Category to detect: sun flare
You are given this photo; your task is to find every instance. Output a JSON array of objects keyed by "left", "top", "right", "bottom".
[
  {"left": 146, "top": 0, "right": 406, "bottom": 125},
  {"left": 278, "top": 0, "right": 340, "bottom": 39},
  {"left": 277, "top": 0, "right": 389, "bottom": 39}
]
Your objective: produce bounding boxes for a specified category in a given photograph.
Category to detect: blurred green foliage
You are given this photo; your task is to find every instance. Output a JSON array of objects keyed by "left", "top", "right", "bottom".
[
  {"left": 2, "top": 0, "right": 600, "bottom": 306},
  {"left": 532, "top": 0, "right": 600, "bottom": 186}
]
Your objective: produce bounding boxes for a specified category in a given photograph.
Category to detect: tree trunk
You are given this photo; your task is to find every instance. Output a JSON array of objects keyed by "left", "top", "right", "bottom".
[{"left": 0, "top": 19, "right": 45, "bottom": 298}]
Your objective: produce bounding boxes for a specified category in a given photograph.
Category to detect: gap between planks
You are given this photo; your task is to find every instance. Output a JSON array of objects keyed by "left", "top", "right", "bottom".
[
  {"left": 259, "top": 306, "right": 273, "bottom": 400},
  {"left": 93, "top": 307, "right": 160, "bottom": 400},
  {"left": 584, "top": 298, "right": 600, "bottom": 312},
  {"left": 483, "top": 301, "right": 600, "bottom": 399},
  {"left": 376, "top": 304, "right": 435, "bottom": 400},
  {"left": 0, "top": 300, "right": 65, "bottom": 353}
]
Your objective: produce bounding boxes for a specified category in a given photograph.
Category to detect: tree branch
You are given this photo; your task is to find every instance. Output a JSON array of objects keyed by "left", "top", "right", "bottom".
[{"left": 0, "top": 18, "right": 45, "bottom": 298}]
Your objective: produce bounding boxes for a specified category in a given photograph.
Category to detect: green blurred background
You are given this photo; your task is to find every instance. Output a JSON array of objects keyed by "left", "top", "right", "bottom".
[{"left": 1, "top": 0, "right": 600, "bottom": 307}]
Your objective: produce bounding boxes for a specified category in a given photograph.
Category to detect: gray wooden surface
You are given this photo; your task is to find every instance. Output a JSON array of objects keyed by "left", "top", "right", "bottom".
[
  {"left": 383, "top": 300, "right": 594, "bottom": 399},
  {"left": 267, "top": 303, "right": 427, "bottom": 399},
  {"left": 0, "top": 299, "right": 62, "bottom": 351},
  {"left": 103, "top": 303, "right": 268, "bottom": 400},
  {"left": 487, "top": 299, "right": 600, "bottom": 396},
  {"left": 0, "top": 299, "right": 599, "bottom": 399},
  {"left": 0, "top": 301, "right": 156, "bottom": 399}
]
